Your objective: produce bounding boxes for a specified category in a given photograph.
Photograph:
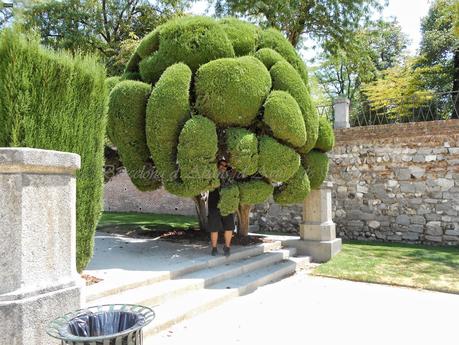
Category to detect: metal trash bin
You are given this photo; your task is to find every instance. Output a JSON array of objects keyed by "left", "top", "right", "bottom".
[{"left": 47, "top": 304, "right": 155, "bottom": 345}]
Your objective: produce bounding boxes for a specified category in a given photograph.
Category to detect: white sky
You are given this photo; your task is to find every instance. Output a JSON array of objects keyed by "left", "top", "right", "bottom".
[{"left": 189, "top": 0, "right": 432, "bottom": 57}]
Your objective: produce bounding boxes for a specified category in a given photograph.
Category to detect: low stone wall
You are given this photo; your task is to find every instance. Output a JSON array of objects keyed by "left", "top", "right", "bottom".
[
  {"left": 104, "top": 170, "right": 196, "bottom": 216},
  {"left": 104, "top": 119, "right": 459, "bottom": 245},
  {"left": 253, "top": 119, "right": 459, "bottom": 245}
]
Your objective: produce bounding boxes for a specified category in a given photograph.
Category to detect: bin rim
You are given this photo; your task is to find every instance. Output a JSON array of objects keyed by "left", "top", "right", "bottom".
[{"left": 46, "top": 304, "right": 155, "bottom": 342}]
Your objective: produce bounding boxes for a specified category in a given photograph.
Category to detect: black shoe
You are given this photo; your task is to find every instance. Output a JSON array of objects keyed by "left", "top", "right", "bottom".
[
  {"left": 223, "top": 246, "right": 231, "bottom": 257},
  {"left": 211, "top": 247, "right": 218, "bottom": 256}
]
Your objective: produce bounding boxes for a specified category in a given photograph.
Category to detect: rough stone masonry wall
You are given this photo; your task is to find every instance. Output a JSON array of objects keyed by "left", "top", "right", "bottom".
[
  {"left": 252, "top": 119, "right": 459, "bottom": 245},
  {"left": 104, "top": 170, "right": 197, "bottom": 216}
]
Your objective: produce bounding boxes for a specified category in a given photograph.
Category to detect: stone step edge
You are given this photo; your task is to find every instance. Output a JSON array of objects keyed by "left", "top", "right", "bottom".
[
  {"left": 87, "top": 248, "right": 297, "bottom": 308},
  {"left": 85, "top": 241, "right": 283, "bottom": 302},
  {"left": 143, "top": 258, "right": 304, "bottom": 338}
]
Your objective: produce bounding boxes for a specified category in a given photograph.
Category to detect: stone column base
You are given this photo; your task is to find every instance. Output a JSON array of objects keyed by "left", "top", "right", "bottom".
[
  {"left": 0, "top": 282, "right": 83, "bottom": 345},
  {"left": 282, "top": 238, "right": 342, "bottom": 263}
]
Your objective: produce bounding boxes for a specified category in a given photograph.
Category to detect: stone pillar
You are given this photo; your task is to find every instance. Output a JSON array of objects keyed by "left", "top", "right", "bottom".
[
  {"left": 333, "top": 97, "right": 350, "bottom": 129},
  {"left": 0, "top": 148, "right": 84, "bottom": 345},
  {"left": 283, "top": 181, "right": 342, "bottom": 262}
]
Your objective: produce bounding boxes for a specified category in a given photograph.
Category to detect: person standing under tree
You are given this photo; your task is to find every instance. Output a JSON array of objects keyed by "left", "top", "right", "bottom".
[{"left": 207, "top": 158, "right": 236, "bottom": 257}]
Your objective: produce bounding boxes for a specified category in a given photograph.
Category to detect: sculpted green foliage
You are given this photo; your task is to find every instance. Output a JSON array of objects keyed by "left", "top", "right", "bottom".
[
  {"left": 270, "top": 60, "right": 319, "bottom": 153},
  {"left": 314, "top": 116, "right": 335, "bottom": 152},
  {"left": 108, "top": 15, "right": 332, "bottom": 216},
  {"left": 218, "top": 185, "right": 240, "bottom": 216},
  {"left": 263, "top": 90, "right": 306, "bottom": 148},
  {"left": 254, "top": 47, "right": 285, "bottom": 69},
  {"left": 145, "top": 63, "right": 192, "bottom": 186},
  {"left": 273, "top": 166, "right": 311, "bottom": 204},
  {"left": 258, "top": 28, "right": 309, "bottom": 86},
  {"left": 108, "top": 80, "right": 161, "bottom": 191},
  {"left": 176, "top": 115, "right": 220, "bottom": 196},
  {"left": 219, "top": 17, "right": 259, "bottom": 56},
  {"left": 238, "top": 179, "right": 274, "bottom": 204},
  {"left": 105, "top": 76, "right": 121, "bottom": 95},
  {"left": 302, "top": 150, "right": 329, "bottom": 189},
  {"left": 138, "top": 16, "right": 235, "bottom": 84},
  {"left": 195, "top": 56, "right": 271, "bottom": 127},
  {"left": 226, "top": 128, "right": 258, "bottom": 175},
  {"left": 258, "top": 135, "right": 300, "bottom": 182}
]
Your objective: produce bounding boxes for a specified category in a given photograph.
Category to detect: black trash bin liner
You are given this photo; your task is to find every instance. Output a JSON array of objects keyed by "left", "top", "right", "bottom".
[
  {"left": 47, "top": 304, "right": 155, "bottom": 345},
  {"left": 66, "top": 310, "right": 143, "bottom": 337}
]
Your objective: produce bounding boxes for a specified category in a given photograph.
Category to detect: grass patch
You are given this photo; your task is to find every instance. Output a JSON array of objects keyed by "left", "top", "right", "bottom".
[
  {"left": 313, "top": 241, "right": 459, "bottom": 294},
  {"left": 98, "top": 212, "right": 199, "bottom": 231}
]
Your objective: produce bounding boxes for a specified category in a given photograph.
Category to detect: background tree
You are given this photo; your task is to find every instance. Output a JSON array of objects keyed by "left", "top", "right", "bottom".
[
  {"left": 211, "top": 0, "right": 385, "bottom": 49},
  {"left": 21, "top": 0, "right": 192, "bottom": 75},
  {"left": 315, "top": 19, "right": 408, "bottom": 102},
  {"left": 107, "top": 16, "right": 335, "bottom": 235},
  {"left": 418, "top": 0, "right": 459, "bottom": 118},
  {"left": 361, "top": 59, "right": 437, "bottom": 120}
]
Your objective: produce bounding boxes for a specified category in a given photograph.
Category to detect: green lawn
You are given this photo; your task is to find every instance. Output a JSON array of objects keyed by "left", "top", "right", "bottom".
[
  {"left": 313, "top": 241, "right": 459, "bottom": 294},
  {"left": 97, "top": 212, "right": 199, "bottom": 231}
]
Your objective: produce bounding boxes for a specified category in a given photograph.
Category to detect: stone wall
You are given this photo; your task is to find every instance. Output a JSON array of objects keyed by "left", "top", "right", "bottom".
[
  {"left": 253, "top": 119, "right": 459, "bottom": 245},
  {"left": 104, "top": 119, "right": 459, "bottom": 245},
  {"left": 104, "top": 170, "right": 196, "bottom": 216}
]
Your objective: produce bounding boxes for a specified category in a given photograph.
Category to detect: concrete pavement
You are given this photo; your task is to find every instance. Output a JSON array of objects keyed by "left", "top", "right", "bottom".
[{"left": 148, "top": 272, "right": 459, "bottom": 345}]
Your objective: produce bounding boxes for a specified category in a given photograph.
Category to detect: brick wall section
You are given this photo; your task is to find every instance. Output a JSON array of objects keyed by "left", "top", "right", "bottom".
[
  {"left": 104, "top": 170, "right": 197, "bottom": 216},
  {"left": 252, "top": 119, "right": 459, "bottom": 244}
]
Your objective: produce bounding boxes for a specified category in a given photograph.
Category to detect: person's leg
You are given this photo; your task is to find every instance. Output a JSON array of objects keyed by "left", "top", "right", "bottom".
[
  {"left": 224, "top": 230, "right": 233, "bottom": 248},
  {"left": 210, "top": 231, "right": 218, "bottom": 248},
  {"left": 223, "top": 230, "right": 233, "bottom": 257}
]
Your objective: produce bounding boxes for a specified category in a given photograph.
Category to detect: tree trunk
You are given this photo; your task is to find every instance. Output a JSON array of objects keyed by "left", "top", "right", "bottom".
[
  {"left": 192, "top": 194, "right": 208, "bottom": 232},
  {"left": 237, "top": 204, "right": 252, "bottom": 237},
  {"left": 452, "top": 49, "right": 459, "bottom": 119}
]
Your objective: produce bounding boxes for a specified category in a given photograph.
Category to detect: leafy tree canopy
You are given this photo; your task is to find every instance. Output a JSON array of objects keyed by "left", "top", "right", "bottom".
[
  {"left": 362, "top": 58, "right": 436, "bottom": 117},
  {"left": 19, "top": 0, "right": 193, "bottom": 75},
  {"left": 418, "top": 0, "right": 459, "bottom": 94},
  {"left": 211, "top": 0, "right": 385, "bottom": 49},
  {"left": 315, "top": 19, "right": 408, "bottom": 101}
]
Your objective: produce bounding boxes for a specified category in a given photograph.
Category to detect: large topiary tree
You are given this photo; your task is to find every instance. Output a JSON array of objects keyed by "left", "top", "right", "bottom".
[{"left": 107, "top": 15, "right": 335, "bottom": 235}]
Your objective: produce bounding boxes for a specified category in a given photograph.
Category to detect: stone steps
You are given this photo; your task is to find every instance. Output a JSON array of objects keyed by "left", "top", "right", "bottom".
[
  {"left": 143, "top": 257, "right": 310, "bottom": 338},
  {"left": 89, "top": 248, "right": 294, "bottom": 307},
  {"left": 85, "top": 241, "right": 283, "bottom": 303},
  {"left": 85, "top": 242, "right": 310, "bottom": 340}
]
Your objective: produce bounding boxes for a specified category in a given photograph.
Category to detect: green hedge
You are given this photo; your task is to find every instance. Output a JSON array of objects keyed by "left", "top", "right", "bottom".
[
  {"left": 263, "top": 90, "right": 306, "bottom": 148},
  {"left": 273, "top": 166, "right": 311, "bottom": 204},
  {"left": 314, "top": 116, "right": 335, "bottom": 152},
  {"left": 0, "top": 29, "right": 106, "bottom": 272},
  {"left": 218, "top": 185, "right": 240, "bottom": 216},
  {"left": 108, "top": 80, "right": 161, "bottom": 191},
  {"left": 302, "top": 150, "right": 329, "bottom": 189},
  {"left": 238, "top": 179, "right": 274, "bottom": 204},
  {"left": 258, "top": 135, "right": 300, "bottom": 182},
  {"left": 145, "top": 63, "right": 192, "bottom": 189},
  {"left": 226, "top": 127, "right": 258, "bottom": 176},
  {"left": 195, "top": 56, "right": 271, "bottom": 127},
  {"left": 270, "top": 60, "right": 319, "bottom": 154}
]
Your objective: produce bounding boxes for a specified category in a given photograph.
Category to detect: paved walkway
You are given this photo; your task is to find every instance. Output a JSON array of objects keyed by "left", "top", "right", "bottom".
[
  {"left": 148, "top": 271, "right": 459, "bottom": 345},
  {"left": 84, "top": 232, "right": 246, "bottom": 287}
]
